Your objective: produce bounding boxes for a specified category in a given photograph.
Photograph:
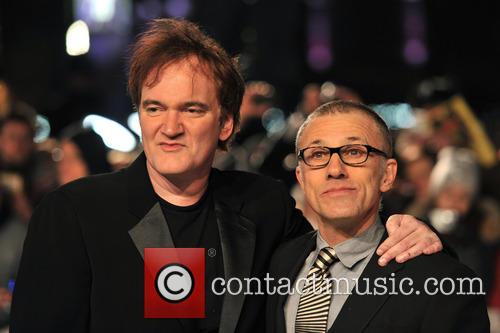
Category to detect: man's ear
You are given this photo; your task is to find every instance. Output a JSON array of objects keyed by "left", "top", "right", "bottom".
[
  {"left": 380, "top": 158, "right": 398, "bottom": 193},
  {"left": 219, "top": 114, "right": 234, "bottom": 142},
  {"left": 296, "top": 166, "right": 305, "bottom": 190}
]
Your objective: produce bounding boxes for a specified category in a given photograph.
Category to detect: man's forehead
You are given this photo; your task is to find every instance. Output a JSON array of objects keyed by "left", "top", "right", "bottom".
[
  {"left": 145, "top": 56, "right": 215, "bottom": 84},
  {"left": 300, "top": 113, "right": 376, "bottom": 143}
]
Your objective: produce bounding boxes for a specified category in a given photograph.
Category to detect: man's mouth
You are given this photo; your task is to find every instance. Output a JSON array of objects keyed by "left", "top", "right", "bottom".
[
  {"left": 159, "top": 142, "right": 184, "bottom": 151},
  {"left": 321, "top": 187, "right": 356, "bottom": 196}
]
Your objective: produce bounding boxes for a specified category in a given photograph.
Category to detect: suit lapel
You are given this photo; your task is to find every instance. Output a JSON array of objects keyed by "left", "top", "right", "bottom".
[
  {"left": 128, "top": 202, "right": 174, "bottom": 259},
  {"left": 125, "top": 154, "right": 174, "bottom": 259},
  {"left": 274, "top": 232, "right": 317, "bottom": 333},
  {"left": 211, "top": 169, "right": 257, "bottom": 333},
  {"left": 328, "top": 234, "right": 404, "bottom": 333},
  {"left": 214, "top": 201, "right": 256, "bottom": 333}
]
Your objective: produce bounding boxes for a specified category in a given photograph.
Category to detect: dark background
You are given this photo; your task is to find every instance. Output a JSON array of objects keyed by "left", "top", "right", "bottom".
[{"left": 1, "top": 0, "right": 499, "bottom": 138}]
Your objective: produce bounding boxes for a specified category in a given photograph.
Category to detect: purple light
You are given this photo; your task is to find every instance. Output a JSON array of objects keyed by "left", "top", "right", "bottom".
[
  {"left": 306, "top": 12, "right": 332, "bottom": 72},
  {"left": 308, "top": 44, "right": 332, "bottom": 71},
  {"left": 404, "top": 38, "right": 428, "bottom": 65},
  {"left": 401, "top": 0, "right": 428, "bottom": 66},
  {"left": 164, "top": 0, "right": 191, "bottom": 17},
  {"left": 136, "top": 0, "right": 163, "bottom": 21}
]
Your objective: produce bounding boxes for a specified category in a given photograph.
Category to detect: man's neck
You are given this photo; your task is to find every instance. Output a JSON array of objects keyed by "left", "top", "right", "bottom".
[
  {"left": 146, "top": 162, "right": 210, "bottom": 206},
  {"left": 317, "top": 210, "right": 379, "bottom": 247}
]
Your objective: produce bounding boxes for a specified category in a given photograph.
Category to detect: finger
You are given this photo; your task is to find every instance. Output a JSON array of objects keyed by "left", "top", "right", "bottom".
[
  {"left": 378, "top": 232, "right": 420, "bottom": 266},
  {"left": 422, "top": 239, "right": 443, "bottom": 255},
  {"left": 385, "top": 214, "right": 403, "bottom": 235},
  {"left": 376, "top": 218, "right": 414, "bottom": 256},
  {"left": 395, "top": 244, "right": 424, "bottom": 263}
]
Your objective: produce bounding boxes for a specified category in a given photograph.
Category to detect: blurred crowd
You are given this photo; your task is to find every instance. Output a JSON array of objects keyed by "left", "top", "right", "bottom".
[{"left": 0, "top": 75, "right": 500, "bottom": 329}]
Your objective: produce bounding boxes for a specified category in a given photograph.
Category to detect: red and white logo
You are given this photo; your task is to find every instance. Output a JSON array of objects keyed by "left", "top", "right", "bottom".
[{"left": 144, "top": 248, "right": 205, "bottom": 318}]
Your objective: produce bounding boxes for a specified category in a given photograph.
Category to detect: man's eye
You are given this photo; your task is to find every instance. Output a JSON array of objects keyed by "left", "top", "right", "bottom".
[
  {"left": 185, "top": 108, "right": 205, "bottom": 114},
  {"left": 346, "top": 148, "right": 363, "bottom": 156},
  {"left": 145, "top": 107, "right": 159, "bottom": 113},
  {"left": 311, "top": 151, "right": 328, "bottom": 159}
]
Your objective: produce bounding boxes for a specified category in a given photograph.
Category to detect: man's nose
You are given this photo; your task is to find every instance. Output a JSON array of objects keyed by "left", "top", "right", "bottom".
[
  {"left": 326, "top": 153, "right": 346, "bottom": 178},
  {"left": 161, "top": 110, "right": 184, "bottom": 137}
]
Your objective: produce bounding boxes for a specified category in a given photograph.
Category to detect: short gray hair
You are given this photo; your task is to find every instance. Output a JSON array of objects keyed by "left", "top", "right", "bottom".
[{"left": 295, "top": 100, "right": 393, "bottom": 157}]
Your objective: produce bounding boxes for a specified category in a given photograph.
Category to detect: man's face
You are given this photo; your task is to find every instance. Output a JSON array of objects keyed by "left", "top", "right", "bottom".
[
  {"left": 57, "top": 140, "right": 89, "bottom": 185},
  {"left": 0, "top": 121, "right": 34, "bottom": 166},
  {"left": 139, "top": 57, "right": 233, "bottom": 179},
  {"left": 296, "top": 112, "right": 397, "bottom": 228},
  {"left": 435, "top": 184, "right": 472, "bottom": 216}
]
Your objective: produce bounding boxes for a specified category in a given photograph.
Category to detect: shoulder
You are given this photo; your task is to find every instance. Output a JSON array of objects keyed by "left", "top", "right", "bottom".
[
  {"left": 212, "top": 168, "right": 289, "bottom": 200},
  {"left": 214, "top": 168, "right": 287, "bottom": 190},
  {"left": 37, "top": 169, "right": 126, "bottom": 210},
  {"left": 271, "top": 231, "right": 316, "bottom": 261},
  {"left": 406, "top": 252, "right": 477, "bottom": 277},
  {"left": 59, "top": 169, "right": 125, "bottom": 195}
]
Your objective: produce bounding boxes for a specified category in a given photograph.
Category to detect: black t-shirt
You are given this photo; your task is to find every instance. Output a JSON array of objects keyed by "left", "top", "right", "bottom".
[{"left": 158, "top": 187, "right": 224, "bottom": 333}]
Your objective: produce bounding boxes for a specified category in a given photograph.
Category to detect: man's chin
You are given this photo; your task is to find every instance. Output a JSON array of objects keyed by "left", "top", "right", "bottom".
[
  {"left": 148, "top": 159, "right": 190, "bottom": 177},
  {"left": 320, "top": 210, "right": 363, "bottom": 228}
]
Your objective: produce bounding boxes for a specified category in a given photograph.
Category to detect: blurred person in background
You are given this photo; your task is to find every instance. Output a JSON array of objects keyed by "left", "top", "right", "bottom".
[
  {"left": 0, "top": 80, "right": 37, "bottom": 122},
  {"left": 411, "top": 77, "right": 497, "bottom": 169},
  {"left": 0, "top": 115, "right": 38, "bottom": 330},
  {"left": 213, "top": 80, "right": 276, "bottom": 172},
  {"left": 0, "top": 114, "right": 34, "bottom": 172},
  {"left": 425, "top": 147, "right": 500, "bottom": 292},
  {"left": 55, "top": 129, "right": 112, "bottom": 185},
  {"left": 0, "top": 114, "right": 36, "bottom": 222},
  {"left": 382, "top": 130, "right": 437, "bottom": 218}
]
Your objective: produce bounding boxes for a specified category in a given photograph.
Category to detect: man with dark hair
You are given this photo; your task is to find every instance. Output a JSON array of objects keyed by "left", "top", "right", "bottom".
[
  {"left": 12, "top": 19, "right": 442, "bottom": 333},
  {"left": 266, "top": 100, "right": 489, "bottom": 333},
  {"left": 0, "top": 114, "right": 35, "bottom": 170}
]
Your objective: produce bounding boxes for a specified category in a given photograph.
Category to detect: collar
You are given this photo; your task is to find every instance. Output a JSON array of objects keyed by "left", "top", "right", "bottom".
[{"left": 316, "top": 216, "right": 384, "bottom": 269}]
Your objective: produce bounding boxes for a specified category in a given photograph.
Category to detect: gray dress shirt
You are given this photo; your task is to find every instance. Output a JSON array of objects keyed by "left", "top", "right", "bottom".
[{"left": 284, "top": 218, "right": 384, "bottom": 332}]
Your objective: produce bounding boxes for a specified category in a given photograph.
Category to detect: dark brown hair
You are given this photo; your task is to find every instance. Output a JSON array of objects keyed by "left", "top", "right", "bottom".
[
  {"left": 128, "top": 18, "right": 245, "bottom": 150},
  {"left": 296, "top": 100, "right": 393, "bottom": 157}
]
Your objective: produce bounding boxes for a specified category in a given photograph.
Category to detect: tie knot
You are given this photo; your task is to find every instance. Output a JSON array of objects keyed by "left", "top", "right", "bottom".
[{"left": 313, "top": 247, "right": 337, "bottom": 272}]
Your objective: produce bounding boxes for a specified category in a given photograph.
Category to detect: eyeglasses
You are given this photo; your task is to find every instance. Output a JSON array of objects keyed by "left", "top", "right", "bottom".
[{"left": 298, "top": 144, "right": 388, "bottom": 168}]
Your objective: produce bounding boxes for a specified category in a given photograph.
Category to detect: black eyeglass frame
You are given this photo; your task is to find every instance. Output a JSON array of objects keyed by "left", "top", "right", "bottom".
[{"left": 297, "top": 144, "right": 389, "bottom": 167}]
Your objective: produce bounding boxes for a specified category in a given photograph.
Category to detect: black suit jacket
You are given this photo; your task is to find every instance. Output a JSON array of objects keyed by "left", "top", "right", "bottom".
[
  {"left": 10, "top": 153, "right": 311, "bottom": 333},
  {"left": 266, "top": 231, "right": 489, "bottom": 333}
]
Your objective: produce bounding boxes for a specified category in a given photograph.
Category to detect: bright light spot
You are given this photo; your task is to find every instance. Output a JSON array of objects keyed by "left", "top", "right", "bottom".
[
  {"left": 320, "top": 81, "right": 336, "bottom": 100},
  {"left": 34, "top": 115, "right": 51, "bottom": 143},
  {"left": 127, "top": 112, "right": 141, "bottom": 137},
  {"left": 372, "top": 103, "right": 416, "bottom": 129},
  {"left": 66, "top": 20, "right": 90, "bottom": 56},
  {"left": 262, "top": 108, "right": 286, "bottom": 135},
  {"left": 83, "top": 115, "right": 137, "bottom": 152},
  {"left": 91, "top": 0, "right": 116, "bottom": 23}
]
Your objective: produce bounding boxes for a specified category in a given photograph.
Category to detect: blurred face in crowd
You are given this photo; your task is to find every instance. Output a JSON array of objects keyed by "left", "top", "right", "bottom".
[
  {"left": 435, "top": 183, "right": 472, "bottom": 216},
  {"left": 0, "top": 120, "right": 34, "bottom": 167},
  {"left": 139, "top": 56, "right": 233, "bottom": 180},
  {"left": 405, "top": 155, "right": 433, "bottom": 199},
  {"left": 302, "top": 84, "right": 321, "bottom": 115},
  {"left": 57, "top": 139, "right": 89, "bottom": 185},
  {"left": 296, "top": 112, "right": 397, "bottom": 233}
]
